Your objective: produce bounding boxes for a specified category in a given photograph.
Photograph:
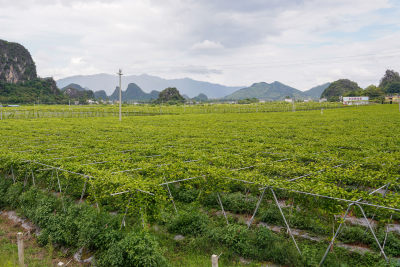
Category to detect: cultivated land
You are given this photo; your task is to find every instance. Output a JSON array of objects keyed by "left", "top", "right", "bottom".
[{"left": 0, "top": 104, "right": 399, "bottom": 266}]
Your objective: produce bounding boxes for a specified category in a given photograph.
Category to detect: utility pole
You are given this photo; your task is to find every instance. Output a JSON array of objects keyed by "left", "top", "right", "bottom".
[
  {"left": 292, "top": 97, "right": 295, "bottom": 112},
  {"left": 117, "top": 69, "right": 123, "bottom": 121}
]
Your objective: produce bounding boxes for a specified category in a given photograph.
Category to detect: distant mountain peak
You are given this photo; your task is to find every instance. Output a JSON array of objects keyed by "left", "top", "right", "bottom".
[
  {"left": 0, "top": 39, "right": 37, "bottom": 83},
  {"left": 109, "top": 82, "right": 159, "bottom": 102},
  {"left": 61, "top": 83, "right": 87, "bottom": 91},
  {"left": 56, "top": 73, "right": 241, "bottom": 98},
  {"left": 225, "top": 81, "right": 331, "bottom": 100}
]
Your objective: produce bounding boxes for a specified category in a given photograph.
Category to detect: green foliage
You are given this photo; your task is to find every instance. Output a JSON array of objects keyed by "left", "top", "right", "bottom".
[
  {"left": 208, "top": 224, "right": 301, "bottom": 265},
  {"left": 170, "top": 186, "right": 199, "bottom": 203},
  {"left": 94, "top": 90, "right": 108, "bottom": 100},
  {"left": 202, "top": 192, "right": 257, "bottom": 214},
  {"left": 364, "top": 85, "right": 384, "bottom": 100},
  {"left": 0, "top": 78, "right": 66, "bottom": 104},
  {"left": 210, "top": 224, "right": 252, "bottom": 257},
  {"left": 155, "top": 87, "right": 184, "bottom": 104},
  {"left": 75, "top": 207, "right": 123, "bottom": 251},
  {"left": 338, "top": 225, "right": 400, "bottom": 257},
  {"left": 0, "top": 182, "right": 168, "bottom": 266},
  {"left": 192, "top": 93, "right": 208, "bottom": 102},
  {"left": 167, "top": 210, "right": 209, "bottom": 236},
  {"left": 379, "top": 69, "right": 400, "bottom": 89},
  {"left": 97, "top": 231, "right": 168, "bottom": 267},
  {"left": 0, "top": 104, "right": 399, "bottom": 266},
  {"left": 321, "top": 79, "right": 361, "bottom": 101},
  {"left": 4, "top": 182, "right": 23, "bottom": 209},
  {"left": 384, "top": 82, "right": 400, "bottom": 94},
  {"left": 224, "top": 81, "right": 305, "bottom": 101},
  {"left": 238, "top": 98, "right": 259, "bottom": 104},
  {"left": 61, "top": 83, "right": 95, "bottom": 102},
  {"left": 0, "top": 177, "right": 12, "bottom": 208}
]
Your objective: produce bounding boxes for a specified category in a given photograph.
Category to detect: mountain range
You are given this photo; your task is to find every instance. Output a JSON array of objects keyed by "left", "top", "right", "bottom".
[
  {"left": 109, "top": 83, "right": 159, "bottom": 101},
  {"left": 0, "top": 39, "right": 64, "bottom": 104},
  {"left": 56, "top": 73, "right": 241, "bottom": 99},
  {"left": 1, "top": 39, "right": 331, "bottom": 103},
  {"left": 224, "top": 81, "right": 330, "bottom": 101},
  {"left": 57, "top": 74, "right": 330, "bottom": 101},
  {"left": 61, "top": 83, "right": 94, "bottom": 100}
]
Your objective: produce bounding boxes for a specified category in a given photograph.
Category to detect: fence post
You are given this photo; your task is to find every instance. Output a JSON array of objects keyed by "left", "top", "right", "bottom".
[
  {"left": 17, "top": 232, "right": 24, "bottom": 266},
  {"left": 211, "top": 254, "right": 218, "bottom": 267}
]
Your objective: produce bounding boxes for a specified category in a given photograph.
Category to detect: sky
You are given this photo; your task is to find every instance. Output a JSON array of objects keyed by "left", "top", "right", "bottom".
[{"left": 1, "top": 0, "right": 400, "bottom": 90}]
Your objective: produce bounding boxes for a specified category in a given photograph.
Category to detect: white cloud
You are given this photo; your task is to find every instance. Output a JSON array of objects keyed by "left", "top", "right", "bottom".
[
  {"left": 70, "top": 57, "right": 84, "bottom": 65},
  {"left": 0, "top": 0, "right": 399, "bottom": 90},
  {"left": 191, "top": 40, "right": 224, "bottom": 50}
]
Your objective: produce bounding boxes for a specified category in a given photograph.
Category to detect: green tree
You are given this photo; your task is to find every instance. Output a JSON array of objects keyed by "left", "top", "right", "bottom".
[
  {"left": 321, "top": 79, "right": 360, "bottom": 101},
  {"left": 0, "top": 78, "right": 67, "bottom": 104},
  {"left": 384, "top": 82, "right": 400, "bottom": 94},
  {"left": 379, "top": 69, "right": 400, "bottom": 89},
  {"left": 363, "top": 85, "right": 384, "bottom": 99},
  {"left": 155, "top": 87, "right": 184, "bottom": 104}
]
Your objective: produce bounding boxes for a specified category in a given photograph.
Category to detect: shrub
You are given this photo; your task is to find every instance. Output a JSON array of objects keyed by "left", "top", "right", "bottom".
[
  {"left": 97, "top": 231, "right": 168, "bottom": 267},
  {"left": 76, "top": 206, "right": 122, "bottom": 251},
  {"left": 338, "top": 226, "right": 373, "bottom": 245},
  {"left": 5, "top": 182, "right": 23, "bottom": 209},
  {"left": 167, "top": 210, "right": 209, "bottom": 236},
  {"left": 201, "top": 192, "right": 257, "bottom": 214},
  {"left": 210, "top": 224, "right": 252, "bottom": 257},
  {"left": 0, "top": 177, "right": 12, "bottom": 208},
  {"left": 258, "top": 206, "right": 284, "bottom": 225},
  {"left": 170, "top": 186, "right": 199, "bottom": 203},
  {"left": 208, "top": 224, "right": 301, "bottom": 266}
]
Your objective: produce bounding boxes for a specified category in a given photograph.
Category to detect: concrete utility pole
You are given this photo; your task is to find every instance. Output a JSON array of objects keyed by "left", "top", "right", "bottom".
[
  {"left": 117, "top": 69, "right": 123, "bottom": 121},
  {"left": 211, "top": 254, "right": 218, "bottom": 267},
  {"left": 17, "top": 232, "right": 24, "bottom": 266},
  {"left": 292, "top": 97, "right": 296, "bottom": 112}
]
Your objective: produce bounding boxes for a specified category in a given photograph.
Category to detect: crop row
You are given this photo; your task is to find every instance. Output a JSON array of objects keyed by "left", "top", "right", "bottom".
[
  {"left": 0, "top": 104, "right": 399, "bottom": 221},
  {"left": 0, "top": 101, "right": 345, "bottom": 119}
]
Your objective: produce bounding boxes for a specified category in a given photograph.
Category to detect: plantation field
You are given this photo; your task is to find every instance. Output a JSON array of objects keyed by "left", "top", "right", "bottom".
[
  {"left": 0, "top": 101, "right": 343, "bottom": 119},
  {"left": 1, "top": 104, "right": 399, "bottom": 207},
  {"left": 0, "top": 104, "right": 399, "bottom": 266}
]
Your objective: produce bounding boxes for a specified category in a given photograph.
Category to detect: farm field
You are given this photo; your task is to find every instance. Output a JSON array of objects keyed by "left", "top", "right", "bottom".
[
  {"left": 0, "top": 101, "right": 344, "bottom": 119},
  {"left": 0, "top": 104, "right": 399, "bottom": 266}
]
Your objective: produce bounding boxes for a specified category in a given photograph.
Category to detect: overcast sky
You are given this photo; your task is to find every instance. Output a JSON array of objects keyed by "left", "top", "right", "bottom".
[{"left": 1, "top": 0, "right": 400, "bottom": 90}]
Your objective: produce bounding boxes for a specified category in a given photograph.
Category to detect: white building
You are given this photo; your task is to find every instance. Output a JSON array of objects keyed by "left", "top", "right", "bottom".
[{"left": 342, "top": 96, "right": 369, "bottom": 105}]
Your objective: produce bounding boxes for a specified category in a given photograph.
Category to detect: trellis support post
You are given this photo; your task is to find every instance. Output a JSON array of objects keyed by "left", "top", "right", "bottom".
[
  {"left": 31, "top": 169, "right": 35, "bottom": 186},
  {"left": 56, "top": 170, "right": 66, "bottom": 212},
  {"left": 319, "top": 203, "right": 353, "bottom": 266},
  {"left": 121, "top": 197, "right": 132, "bottom": 229},
  {"left": 247, "top": 187, "right": 266, "bottom": 228},
  {"left": 164, "top": 177, "right": 178, "bottom": 214},
  {"left": 11, "top": 166, "right": 15, "bottom": 183},
  {"left": 270, "top": 188, "right": 302, "bottom": 256},
  {"left": 355, "top": 203, "right": 388, "bottom": 262},
  {"left": 80, "top": 177, "right": 88, "bottom": 202},
  {"left": 217, "top": 193, "right": 229, "bottom": 225}
]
